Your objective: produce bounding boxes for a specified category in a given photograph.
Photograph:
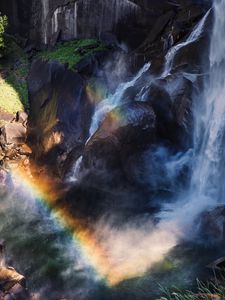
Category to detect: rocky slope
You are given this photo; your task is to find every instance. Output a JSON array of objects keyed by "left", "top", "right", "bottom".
[{"left": 18, "top": 0, "right": 211, "bottom": 216}]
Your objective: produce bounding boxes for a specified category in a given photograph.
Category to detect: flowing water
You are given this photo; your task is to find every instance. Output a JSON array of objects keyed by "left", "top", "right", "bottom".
[
  {"left": 2, "top": 1, "right": 225, "bottom": 299},
  {"left": 89, "top": 62, "right": 151, "bottom": 136},
  {"left": 160, "top": 0, "right": 225, "bottom": 232},
  {"left": 162, "top": 9, "right": 211, "bottom": 77}
]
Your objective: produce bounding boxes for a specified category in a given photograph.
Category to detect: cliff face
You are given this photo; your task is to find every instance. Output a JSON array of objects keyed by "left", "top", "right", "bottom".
[
  {"left": 0, "top": 0, "right": 211, "bottom": 49},
  {"left": 0, "top": 0, "right": 141, "bottom": 47}
]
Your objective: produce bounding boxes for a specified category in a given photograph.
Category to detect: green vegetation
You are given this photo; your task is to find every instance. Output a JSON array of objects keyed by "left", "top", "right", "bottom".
[
  {"left": 0, "top": 13, "right": 8, "bottom": 58},
  {"left": 0, "top": 39, "right": 29, "bottom": 114},
  {"left": 40, "top": 39, "right": 108, "bottom": 69},
  {"left": 160, "top": 281, "right": 225, "bottom": 300}
]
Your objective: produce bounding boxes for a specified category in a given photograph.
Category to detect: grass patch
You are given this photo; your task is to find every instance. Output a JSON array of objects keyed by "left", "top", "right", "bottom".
[
  {"left": 0, "top": 39, "right": 29, "bottom": 114},
  {"left": 40, "top": 39, "right": 108, "bottom": 69},
  {"left": 160, "top": 280, "right": 225, "bottom": 300},
  {"left": 0, "top": 79, "right": 25, "bottom": 113}
]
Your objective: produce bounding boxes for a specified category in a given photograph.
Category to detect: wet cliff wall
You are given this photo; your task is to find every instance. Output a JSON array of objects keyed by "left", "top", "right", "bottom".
[
  {"left": 0, "top": 0, "right": 211, "bottom": 49},
  {"left": 0, "top": 0, "right": 141, "bottom": 47}
]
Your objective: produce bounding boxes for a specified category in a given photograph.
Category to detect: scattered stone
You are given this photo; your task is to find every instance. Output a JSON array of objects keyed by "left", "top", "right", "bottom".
[
  {"left": 18, "top": 144, "right": 32, "bottom": 156},
  {"left": 15, "top": 112, "right": 28, "bottom": 125},
  {"left": 0, "top": 123, "right": 27, "bottom": 145},
  {"left": 4, "top": 149, "right": 17, "bottom": 160},
  {"left": 0, "top": 267, "right": 25, "bottom": 292}
]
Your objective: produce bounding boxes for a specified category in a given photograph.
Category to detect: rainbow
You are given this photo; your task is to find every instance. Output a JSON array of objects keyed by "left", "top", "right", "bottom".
[{"left": 10, "top": 165, "right": 125, "bottom": 286}]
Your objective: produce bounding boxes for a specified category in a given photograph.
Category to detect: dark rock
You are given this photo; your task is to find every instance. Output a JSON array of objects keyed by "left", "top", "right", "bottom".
[
  {"left": 0, "top": 0, "right": 211, "bottom": 51},
  {"left": 27, "top": 58, "right": 93, "bottom": 171},
  {"left": 198, "top": 206, "right": 225, "bottom": 242},
  {"left": 4, "top": 283, "right": 30, "bottom": 300},
  {"left": 137, "top": 10, "right": 175, "bottom": 51},
  {"left": 75, "top": 50, "right": 110, "bottom": 77},
  {"left": 81, "top": 102, "right": 156, "bottom": 186}
]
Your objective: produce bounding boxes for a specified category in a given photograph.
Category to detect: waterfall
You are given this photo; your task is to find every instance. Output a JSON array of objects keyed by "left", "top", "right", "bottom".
[
  {"left": 162, "top": 9, "right": 210, "bottom": 77},
  {"left": 159, "top": 1, "right": 225, "bottom": 238},
  {"left": 191, "top": 0, "right": 225, "bottom": 204},
  {"left": 89, "top": 62, "right": 150, "bottom": 136}
]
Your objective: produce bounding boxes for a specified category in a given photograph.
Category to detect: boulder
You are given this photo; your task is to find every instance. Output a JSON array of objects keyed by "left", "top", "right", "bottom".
[
  {"left": 15, "top": 112, "right": 28, "bottom": 125},
  {"left": 0, "top": 267, "right": 25, "bottom": 292},
  {"left": 198, "top": 205, "right": 225, "bottom": 242},
  {"left": 0, "top": 123, "right": 26, "bottom": 145},
  {"left": 81, "top": 102, "right": 156, "bottom": 186}
]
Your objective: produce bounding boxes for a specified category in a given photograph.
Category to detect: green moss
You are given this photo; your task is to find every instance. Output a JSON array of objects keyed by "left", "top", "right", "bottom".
[
  {"left": 0, "top": 40, "right": 29, "bottom": 114},
  {"left": 40, "top": 39, "right": 108, "bottom": 69}
]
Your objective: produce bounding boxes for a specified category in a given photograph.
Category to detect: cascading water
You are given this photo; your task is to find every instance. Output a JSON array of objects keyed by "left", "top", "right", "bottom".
[
  {"left": 163, "top": 9, "right": 210, "bottom": 77},
  {"left": 159, "top": 0, "right": 225, "bottom": 238},
  {"left": 191, "top": 0, "right": 225, "bottom": 203},
  {"left": 89, "top": 62, "right": 150, "bottom": 136}
]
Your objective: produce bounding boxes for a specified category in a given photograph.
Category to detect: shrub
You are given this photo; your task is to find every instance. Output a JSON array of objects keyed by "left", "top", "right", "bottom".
[{"left": 0, "top": 13, "right": 8, "bottom": 58}]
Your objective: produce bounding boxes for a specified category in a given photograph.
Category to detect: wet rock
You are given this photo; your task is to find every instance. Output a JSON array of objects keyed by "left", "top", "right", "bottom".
[
  {"left": 0, "top": 0, "right": 211, "bottom": 52},
  {"left": 81, "top": 102, "right": 156, "bottom": 186},
  {"left": 3, "top": 283, "right": 30, "bottom": 300},
  {"left": 198, "top": 205, "right": 225, "bottom": 242},
  {"left": 27, "top": 58, "right": 93, "bottom": 171}
]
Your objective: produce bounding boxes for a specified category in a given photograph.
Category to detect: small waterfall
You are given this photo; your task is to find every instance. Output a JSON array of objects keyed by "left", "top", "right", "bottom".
[
  {"left": 162, "top": 9, "right": 210, "bottom": 77},
  {"left": 41, "top": 0, "right": 49, "bottom": 44},
  {"left": 89, "top": 62, "right": 150, "bottom": 136},
  {"left": 68, "top": 156, "right": 83, "bottom": 183},
  {"left": 74, "top": 2, "right": 78, "bottom": 38}
]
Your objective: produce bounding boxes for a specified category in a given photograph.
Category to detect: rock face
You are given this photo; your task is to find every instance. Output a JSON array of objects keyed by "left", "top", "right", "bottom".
[
  {"left": 0, "top": 0, "right": 211, "bottom": 50},
  {"left": 27, "top": 58, "right": 94, "bottom": 171},
  {"left": 0, "top": 0, "right": 140, "bottom": 47},
  {"left": 198, "top": 206, "right": 225, "bottom": 242}
]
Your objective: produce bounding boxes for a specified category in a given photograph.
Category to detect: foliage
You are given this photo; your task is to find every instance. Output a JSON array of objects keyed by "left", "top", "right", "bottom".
[
  {"left": 159, "top": 280, "right": 225, "bottom": 300},
  {"left": 40, "top": 39, "right": 108, "bottom": 69},
  {"left": 0, "top": 13, "right": 8, "bottom": 57}
]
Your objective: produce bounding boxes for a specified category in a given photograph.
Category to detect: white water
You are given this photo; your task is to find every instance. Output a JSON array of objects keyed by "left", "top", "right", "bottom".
[
  {"left": 162, "top": 9, "right": 210, "bottom": 77},
  {"left": 68, "top": 155, "right": 83, "bottom": 183},
  {"left": 70, "top": 63, "right": 150, "bottom": 183},
  {"left": 41, "top": 0, "right": 49, "bottom": 44},
  {"left": 89, "top": 62, "right": 151, "bottom": 136},
  {"left": 159, "top": 0, "right": 225, "bottom": 239},
  {"left": 191, "top": 0, "right": 225, "bottom": 204}
]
